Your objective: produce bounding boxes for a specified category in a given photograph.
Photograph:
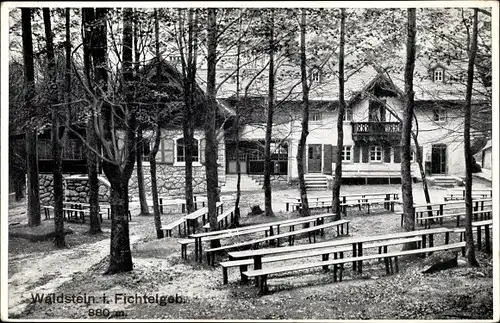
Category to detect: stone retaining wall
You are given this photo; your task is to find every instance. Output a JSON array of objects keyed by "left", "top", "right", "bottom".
[{"left": 38, "top": 174, "right": 110, "bottom": 204}]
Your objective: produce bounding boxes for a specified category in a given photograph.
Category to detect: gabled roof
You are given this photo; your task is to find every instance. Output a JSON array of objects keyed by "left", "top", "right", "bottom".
[{"left": 199, "top": 54, "right": 490, "bottom": 104}]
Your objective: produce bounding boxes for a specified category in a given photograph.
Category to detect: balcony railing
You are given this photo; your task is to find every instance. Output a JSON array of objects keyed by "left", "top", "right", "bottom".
[{"left": 351, "top": 122, "right": 401, "bottom": 143}]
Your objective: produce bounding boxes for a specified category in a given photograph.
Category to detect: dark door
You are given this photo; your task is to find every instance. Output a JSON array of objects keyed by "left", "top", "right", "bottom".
[
  {"left": 431, "top": 144, "right": 447, "bottom": 174},
  {"left": 308, "top": 144, "right": 322, "bottom": 173}
]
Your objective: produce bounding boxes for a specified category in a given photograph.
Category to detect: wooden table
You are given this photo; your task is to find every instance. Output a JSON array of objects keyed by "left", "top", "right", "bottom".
[
  {"left": 285, "top": 192, "right": 400, "bottom": 213},
  {"left": 228, "top": 227, "right": 456, "bottom": 276},
  {"left": 189, "top": 213, "right": 335, "bottom": 262}
]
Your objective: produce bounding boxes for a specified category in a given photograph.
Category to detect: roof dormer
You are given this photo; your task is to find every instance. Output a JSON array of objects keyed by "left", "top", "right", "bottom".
[{"left": 430, "top": 64, "right": 446, "bottom": 83}]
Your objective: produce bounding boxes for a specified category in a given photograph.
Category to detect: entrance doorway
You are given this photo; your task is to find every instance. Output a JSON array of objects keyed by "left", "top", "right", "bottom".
[
  {"left": 431, "top": 144, "right": 447, "bottom": 174},
  {"left": 308, "top": 144, "right": 322, "bottom": 173}
]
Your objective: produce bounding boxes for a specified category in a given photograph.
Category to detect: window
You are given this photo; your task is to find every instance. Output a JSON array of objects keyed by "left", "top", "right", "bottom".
[
  {"left": 38, "top": 140, "right": 52, "bottom": 160},
  {"left": 434, "top": 68, "right": 443, "bottom": 82},
  {"left": 169, "top": 55, "right": 181, "bottom": 63},
  {"left": 249, "top": 150, "right": 264, "bottom": 161},
  {"left": 309, "top": 112, "right": 322, "bottom": 122},
  {"left": 63, "top": 140, "right": 83, "bottom": 160},
  {"left": 343, "top": 109, "right": 352, "bottom": 122},
  {"left": 176, "top": 138, "right": 199, "bottom": 162},
  {"left": 311, "top": 70, "right": 321, "bottom": 83},
  {"left": 341, "top": 146, "right": 352, "bottom": 162},
  {"left": 370, "top": 146, "right": 382, "bottom": 162},
  {"left": 433, "top": 108, "right": 447, "bottom": 122},
  {"left": 270, "top": 142, "right": 288, "bottom": 160}
]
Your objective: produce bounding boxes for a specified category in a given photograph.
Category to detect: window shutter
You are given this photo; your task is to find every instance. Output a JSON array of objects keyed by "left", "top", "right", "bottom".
[
  {"left": 323, "top": 144, "right": 332, "bottom": 175},
  {"left": 362, "top": 146, "right": 369, "bottom": 163},
  {"left": 353, "top": 145, "right": 360, "bottom": 163},
  {"left": 164, "top": 138, "right": 174, "bottom": 164},
  {"left": 393, "top": 145, "right": 401, "bottom": 163},
  {"left": 331, "top": 145, "right": 338, "bottom": 164},
  {"left": 384, "top": 146, "right": 391, "bottom": 163},
  {"left": 200, "top": 139, "right": 206, "bottom": 164}
]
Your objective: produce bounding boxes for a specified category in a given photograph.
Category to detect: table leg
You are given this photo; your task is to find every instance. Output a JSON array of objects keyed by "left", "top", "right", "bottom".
[
  {"left": 357, "top": 242, "right": 363, "bottom": 274},
  {"left": 254, "top": 255, "right": 262, "bottom": 287},
  {"left": 485, "top": 225, "right": 490, "bottom": 253},
  {"left": 477, "top": 226, "right": 482, "bottom": 251},
  {"left": 352, "top": 243, "right": 357, "bottom": 271},
  {"left": 194, "top": 239, "right": 199, "bottom": 261}
]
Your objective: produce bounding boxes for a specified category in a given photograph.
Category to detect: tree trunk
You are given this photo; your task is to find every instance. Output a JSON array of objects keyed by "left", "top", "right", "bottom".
[
  {"left": 182, "top": 9, "right": 197, "bottom": 214},
  {"left": 411, "top": 129, "right": 433, "bottom": 217},
  {"left": 87, "top": 120, "right": 102, "bottom": 234},
  {"left": 83, "top": 8, "right": 101, "bottom": 234},
  {"left": 133, "top": 11, "right": 149, "bottom": 216},
  {"left": 22, "top": 8, "right": 41, "bottom": 227},
  {"left": 105, "top": 180, "right": 133, "bottom": 274},
  {"left": 332, "top": 8, "right": 346, "bottom": 221},
  {"left": 297, "top": 8, "right": 310, "bottom": 218},
  {"left": 463, "top": 8, "right": 479, "bottom": 267},
  {"left": 263, "top": 9, "right": 275, "bottom": 217},
  {"left": 100, "top": 7, "right": 136, "bottom": 275},
  {"left": 206, "top": 8, "right": 221, "bottom": 248},
  {"left": 136, "top": 128, "right": 150, "bottom": 215},
  {"left": 234, "top": 14, "right": 242, "bottom": 227},
  {"left": 150, "top": 8, "right": 164, "bottom": 239},
  {"left": 150, "top": 125, "right": 163, "bottom": 239},
  {"left": 401, "top": 8, "right": 417, "bottom": 250},
  {"left": 43, "top": 8, "right": 66, "bottom": 248}
]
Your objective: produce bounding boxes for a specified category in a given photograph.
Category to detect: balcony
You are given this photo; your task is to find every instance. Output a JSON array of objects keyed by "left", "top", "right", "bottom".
[{"left": 351, "top": 121, "right": 401, "bottom": 144}]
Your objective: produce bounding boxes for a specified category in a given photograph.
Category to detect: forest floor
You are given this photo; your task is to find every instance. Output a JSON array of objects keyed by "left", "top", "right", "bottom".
[{"left": 7, "top": 183, "right": 495, "bottom": 320}]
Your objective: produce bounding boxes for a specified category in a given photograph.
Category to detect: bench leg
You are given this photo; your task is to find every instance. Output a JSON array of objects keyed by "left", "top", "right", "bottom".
[
  {"left": 259, "top": 275, "right": 268, "bottom": 295},
  {"left": 357, "top": 243, "right": 363, "bottom": 274},
  {"left": 384, "top": 256, "right": 390, "bottom": 275},
  {"left": 322, "top": 254, "right": 329, "bottom": 271},
  {"left": 394, "top": 256, "right": 399, "bottom": 273},
  {"left": 477, "top": 226, "right": 482, "bottom": 251},
  {"left": 445, "top": 232, "right": 450, "bottom": 245},
  {"left": 240, "top": 265, "right": 248, "bottom": 283},
  {"left": 352, "top": 244, "right": 357, "bottom": 271},
  {"left": 222, "top": 267, "right": 228, "bottom": 285},
  {"left": 485, "top": 225, "right": 491, "bottom": 253}
]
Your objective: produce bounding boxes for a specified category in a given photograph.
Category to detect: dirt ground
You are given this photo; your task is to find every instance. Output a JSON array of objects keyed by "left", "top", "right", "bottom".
[{"left": 7, "top": 183, "right": 495, "bottom": 320}]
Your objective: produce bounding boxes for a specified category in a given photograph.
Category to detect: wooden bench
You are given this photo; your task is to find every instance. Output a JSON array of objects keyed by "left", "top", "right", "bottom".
[
  {"left": 401, "top": 198, "right": 492, "bottom": 226},
  {"left": 445, "top": 188, "right": 492, "bottom": 201},
  {"left": 205, "top": 219, "right": 350, "bottom": 266},
  {"left": 42, "top": 205, "right": 106, "bottom": 223},
  {"left": 62, "top": 201, "right": 114, "bottom": 219},
  {"left": 228, "top": 226, "right": 456, "bottom": 280},
  {"left": 285, "top": 193, "right": 400, "bottom": 214},
  {"left": 162, "top": 218, "right": 189, "bottom": 237},
  {"left": 161, "top": 202, "right": 223, "bottom": 237},
  {"left": 220, "top": 236, "right": 422, "bottom": 284},
  {"left": 454, "top": 219, "right": 492, "bottom": 253},
  {"left": 202, "top": 206, "right": 238, "bottom": 231},
  {"left": 187, "top": 213, "right": 335, "bottom": 262},
  {"left": 243, "top": 242, "right": 465, "bottom": 294},
  {"left": 157, "top": 198, "right": 186, "bottom": 214},
  {"left": 419, "top": 208, "right": 492, "bottom": 229},
  {"left": 184, "top": 202, "right": 224, "bottom": 234}
]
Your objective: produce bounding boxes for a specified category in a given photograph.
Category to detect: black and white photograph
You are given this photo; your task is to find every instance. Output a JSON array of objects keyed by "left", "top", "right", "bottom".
[{"left": 1, "top": 1, "right": 498, "bottom": 321}]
